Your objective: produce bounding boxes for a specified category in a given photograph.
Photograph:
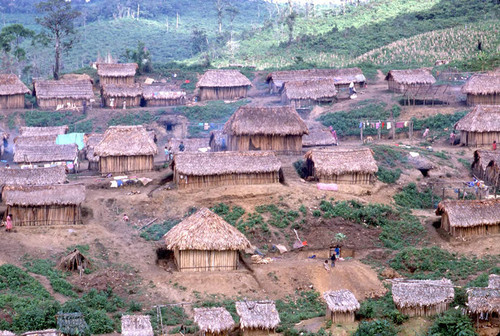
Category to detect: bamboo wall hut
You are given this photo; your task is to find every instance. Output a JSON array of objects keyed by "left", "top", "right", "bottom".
[
  {"left": 172, "top": 151, "right": 282, "bottom": 189},
  {"left": 385, "top": 69, "right": 436, "bottom": 93},
  {"left": 235, "top": 301, "right": 280, "bottom": 336},
  {"left": 142, "top": 85, "right": 186, "bottom": 106},
  {"left": 33, "top": 80, "right": 94, "bottom": 109},
  {"left": 194, "top": 307, "right": 235, "bottom": 336},
  {"left": 455, "top": 105, "right": 500, "bottom": 146},
  {"left": 84, "top": 134, "right": 104, "bottom": 171},
  {"left": 97, "top": 63, "right": 137, "bottom": 85},
  {"left": 490, "top": 274, "right": 500, "bottom": 289},
  {"left": 19, "top": 126, "right": 68, "bottom": 137},
  {"left": 467, "top": 287, "right": 500, "bottom": 322},
  {"left": 93, "top": 126, "right": 157, "bottom": 174},
  {"left": 3, "top": 184, "right": 85, "bottom": 226},
  {"left": 281, "top": 79, "right": 338, "bottom": 107},
  {"left": 163, "top": 208, "right": 251, "bottom": 272},
  {"left": 0, "top": 74, "right": 30, "bottom": 109},
  {"left": 223, "top": 106, "right": 308, "bottom": 154},
  {"left": 101, "top": 84, "right": 142, "bottom": 108},
  {"left": 323, "top": 290, "right": 360, "bottom": 323},
  {"left": 14, "top": 144, "right": 78, "bottom": 168},
  {"left": 121, "top": 315, "right": 154, "bottom": 336},
  {"left": 462, "top": 74, "right": 500, "bottom": 106},
  {"left": 472, "top": 150, "right": 500, "bottom": 188},
  {"left": 392, "top": 279, "right": 454, "bottom": 317},
  {"left": 435, "top": 199, "right": 500, "bottom": 237},
  {"left": 304, "top": 148, "right": 377, "bottom": 184},
  {"left": 197, "top": 70, "right": 252, "bottom": 101}
]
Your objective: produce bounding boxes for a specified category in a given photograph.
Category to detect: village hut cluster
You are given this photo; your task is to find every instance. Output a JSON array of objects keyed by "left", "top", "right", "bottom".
[
  {"left": 472, "top": 150, "right": 500, "bottom": 188},
  {"left": 454, "top": 105, "right": 500, "bottom": 146},
  {"left": 467, "top": 274, "right": 500, "bottom": 324}
]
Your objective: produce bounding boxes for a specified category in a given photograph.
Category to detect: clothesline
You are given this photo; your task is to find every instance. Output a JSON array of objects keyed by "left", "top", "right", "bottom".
[{"left": 358, "top": 120, "right": 413, "bottom": 130}]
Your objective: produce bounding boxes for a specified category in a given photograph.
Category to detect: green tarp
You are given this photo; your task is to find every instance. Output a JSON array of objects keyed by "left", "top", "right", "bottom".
[{"left": 56, "top": 133, "right": 85, "bottom": 150}]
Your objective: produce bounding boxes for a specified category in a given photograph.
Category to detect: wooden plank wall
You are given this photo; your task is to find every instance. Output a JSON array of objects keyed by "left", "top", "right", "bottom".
[
  {"left": 317, "top": 172, "right": 375, "bottom": 185},
  {"left": 226, "top": 135, "right": 303, "bottom": 154},
  {"left": 397, "top": 302, "right": 449, "bottom": 317},
  {"left": 460, "top": 131, "right": 500, "bottom": 147},
  {"left": 103, "top": 96, "right": 141, "bottom": 108},
  {"left": 466, "top": 94, "right": 500, "bottom": 106},
  {"left": 99, "top": 155, "right": 154, "bottom": 174},
  {"left": 327, "top": 310, "right": 356, "bottom": 323},
  {"left": 99, "top": 76, "right": 135, "bottom": 85},
  {"left": 37, "top": 98, "right": 90, "bottom": 109},
  {"left": 145, "top": 97, "right": 186, "bottom": 107},
  {"left": 5, "top": 205, "right": 82, "bottom": 226},
  {"left": 199, "top": 86, "right": 248, "bottom": 101},
  {"left": 0, "top": 94, "right": 25, "bottom": 109},
  {"left": 177, "top": 250, "right": 238, "bottom": 272},
  {"left": 175, "top": 172, "right": 279, "bottom": 189}
]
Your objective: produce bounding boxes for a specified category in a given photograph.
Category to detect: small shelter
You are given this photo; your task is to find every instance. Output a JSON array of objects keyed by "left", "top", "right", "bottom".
[
  {"left": 14, "top": 144, "right": 78, "bottom": 169},
  {"left": 57, "top": 249, "right": 91, "bottom": 272},
  {"left": 56, "top": 312, "right": 88, "bottom": 335},
  {"left": 194, "top": 307, "right": 235, "bottom": 336},
  {"left": 472, "top": 150, "right": 500, "bottom": 188},
  {"left": 392, "top": 279, "right": 454, "bottom": 317},
  {"left": 323, "top": 290, "right": 360, "bottom": 323},
  {"left": 163, "top": 208, "right": 251, "bottom": 272},
  {"left": 84, "top": 133, "right": 104, "bottom": 171},
  {"left": 21, "top": 330, "right": 58, "bottom": 336},
  {"left": 435, "top": 199, "right": 500, "bottom": 237},
  {"left": 454, "top": 105, "right": 500, "bottom": 146},
  {"left": 101, "top": 84, "right": 142, "bottom": 108},
  {"left": 121, "top": 315, "right": 154, "bottom": 336},
  {"left": 489, "top": 274, "right": 500, "bottom": 289},
  {"left": 0, "top": 74, "right": 30, "bottom": 109},
  {"left": 172, "top": 151, "right": 282, "bottom": 189},
  {"left": 97, "top": 63, "right": 137, "bottom": 85},
  {"left": 235, "top": 301, "right": 280, "bottom": 336},
  {"left": 19, "top": 126, "right": 68, "bottom": 137},
  {"left": 3, "top": 184, "right": 85, "bottom": 226},
  {"left": 385, "top": 69, "right": 436, "bottom": 93},
  {"left": 33, "top": 79, "right": 94, "bottom": 109},
  {"left": 223, "top": 106, "right": 308, "bottom": 153},
  {"left": 142, "top": 85, "right": 186, "bottom": 106},
  {"left": 197, "top": 70, "right": 252, "bottom": 101},
  {"left": 0, "top": 166, "right": 66, "bottom": 190},
  {"left": 281, "top": 79, "right": 337, "bottom": 107},
  {"left": 462, "top": 74, "right": 500, "bottom": 106},
  {"left": 93, "top": 126, "right": 157, "bottom": 174},
  {"left": 302, "top": 122, "right": 337, "bottom": 147},
  {"left": 467, "top": 287, "right": 500, "bottom": 322}
]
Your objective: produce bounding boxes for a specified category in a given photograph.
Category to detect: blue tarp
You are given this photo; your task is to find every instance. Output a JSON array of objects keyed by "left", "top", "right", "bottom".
[{"left": 56, "top": 133, "right": 85, "bottom": 150}]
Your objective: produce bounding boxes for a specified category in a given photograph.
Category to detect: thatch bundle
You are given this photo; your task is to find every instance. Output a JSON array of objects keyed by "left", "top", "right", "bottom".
[
  {"left": 14, "top": 144, "right": 78, "bottom": 163},
  {"left": 101, "top": 83, "right": 142, "bottom": 97},
  {"left": 33, "top": 79, "right": 93, "bottom": 99},
  {"left": 19, "top": 126, "right": 68, "bottom": 137},
  {"left": 14, "top": 135, "right": 58, "bottom": 146},
  {"left": 385, "top": 69, "right": 436, "bottom": 85},
  {"left": 267, "top": 68, "right": 365, "bottom": 89},
  {"left": 97, "top": 63, "right": 138, "bottom": 77},
  {"left": 21, "top": 330, "right": 58, "bottom": 336},
  {"left": 455, "top": 105, "right": 500, "bottom": 132},
  {"left": 142, "top": 85, "right": 186, "bottom": 100},
  {"left": 436, "top": 199, "right": 500, "bottom": 228},
  {"left": 392, "top": 279, "right": 454, "bottom": 312},
  {"left": 282, "top": 78, "right": 337, "bottom": 100},
  {"left": 57, "top": 249, "right": 91, "bottom": 271},
  {"left": 194, "top": 307, "right": 235, "bottom": 333},
  {"left": 60, "top": 73, "right": 93, "bottom": 84},
  {"left": 3, "top": 184, "right": 85, "bottom": 206},
  {"left": 94, "top": 126, "right": 157, "bottom": 157},
  {"left": 467, "top": 287, "right": 500, "bottom": 314},
  {"left": 323, "top": 290, "right": 360, "bottom": 313},
  {"left": 197, "top": 70, "right": 252, "bottom": 88},
  {"left": 0, "top": 166, "right": 66, "bottom": 187},
  {"left": 462, "top": 74, "right": 500, "bottom": 95},
  {"left": 489, "top": 274, "right": 500, "bottom": 289},
  {"left": 164, "top": 208, "right": 251, "bottom": 251},
  {"left": 305, "top": 148, "right": 378, "bottom": 175},
  {"left": 121, "top": 315, "right": 154, "bottom": 336},
  {"left": 0, "top": 74, "right": 30, "bottom": 95},
  {"left": 235, "top": 301, "right": 280, "bottom": 330}
]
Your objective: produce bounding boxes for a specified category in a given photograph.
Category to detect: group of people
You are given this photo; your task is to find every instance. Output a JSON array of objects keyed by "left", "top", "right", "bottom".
[
  {"left": 164, "top": 141, "right": 185, "bottom": 162},
  {"left": 324, "top": 245, "right": 341, "bottom": 271}
]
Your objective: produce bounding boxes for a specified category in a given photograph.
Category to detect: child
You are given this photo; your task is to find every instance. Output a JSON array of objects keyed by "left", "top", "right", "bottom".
[{"left": 323, "top": 260, "right": 331, "bottom": 271}]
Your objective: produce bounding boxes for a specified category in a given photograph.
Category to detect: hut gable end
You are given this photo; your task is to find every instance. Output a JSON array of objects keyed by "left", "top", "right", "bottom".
[
  {"left": 392, "top": 279, "right": 454, "bottom": 308},
  {"left": 305, "top": 148, "right": 378, "bottom": 175},
  {"left": 236, "top": 301, "right": 280, "bottom": 330}
]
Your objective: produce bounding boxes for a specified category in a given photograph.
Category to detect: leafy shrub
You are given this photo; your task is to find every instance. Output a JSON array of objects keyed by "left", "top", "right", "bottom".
[
  {"left": 293, "top": 160, "right": 308, "bottom": 179},
  {"left": 84, "top": 309, "right": 115, "bottom": 334},
  {"left": 357, "top": 291, "right": 408, "bottom": 325},
  {"left": 22, "top": 257, "right": 77, "bottom": 298},
  {"left": 319, "top": 199, "right": 395, "bottom": 227},
  {"left": 275, "top": 291, "right": 325, "bottom": 333},
  {"left": 393, "top": 183, "right": 440, "bottom": 209},
  {"left": 411, "top": 111, "right": 468, "bottom": 137},
  {"left": 427, "top": 309, "right": 476, "bottom": 336},
  {"left": 140, "top": 220, "right": 180, "bottom": 241},
  {"left": 211, "top": 203, "right": 245, "bottom": 225},
  {"left": 354, "top": 319, "right": 398, "bottom": 336},
  {"left": 255, "top": 204, "right": 300, "bottom": 229},
  {"left": 370, "top": 145, "right": 408, "bottom": 168},
  {"left": 377, "top": 166, "right": 402, "bottom": 184}
]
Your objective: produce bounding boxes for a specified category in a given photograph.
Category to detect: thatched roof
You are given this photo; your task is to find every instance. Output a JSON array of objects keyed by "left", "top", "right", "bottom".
[
  {"left": 323, "top": 290, "right": 360, "bottom": 313},
  {"left": 473, "top": 150, "right": 500, "bottom": 171},
  {"left": 19, "top": 126, "right": 68, "bottom": 137},
  {"left": 0, "top": 331, "right": 16, "bottom": 336},
  {"left": 85, "top": 133, "right": 104, "bottom": 163},
  {"left": 392, "top": 279, "right": 454, "bottom": 308},
  {"left": 60, "top": 73, "right": 93, "bottom": 84},
  {"left": 21, "top": 330, "right": 58, "bottom": 336},
  {"left": 101, "top": 84, "right": 142, "bottom": 97},
  {"left": 462, "top": 74, "right": 500, "bottom": 95},
  {"left": 0, "top": 166, "right": 66, "bottom": 187},
  {"left": 97, "top": 63, "right": 138, "bottom": 77},
  {"left": 94, "top": 126, "right": 157, "bottom": 157},
  {"left": 224, "top": 106, "right": 308, "bottom": 136},
  {"left": 304, "top": 148, "right": 378, "bottom": 175},
  {"left": 174, "top": 151, "right": 281, "bottom": 176},
  {"left": 194, "top": 307, "right": 235, "bottom": 333},
  {"left": 0, "top": 74, "right": 30, "bottom": 95},
  {"left": 385, "top": 69, "right": 436, "bottom": 85},
  {"left": 235, "top": 301, "right": 280, "bottom": 330},
  {"left": 14, "top": 135, "right": 58, "bottom": 146},
  {"left": 282, "top": 78, "right": 337, "bottom": 100},
  {"left": 164, "top": 208, "right": 251, "bottom": 251},
  {"left": 14, "top": 144, "right": 78, "bottom": 163},
  {"left": 197, "top": 70, "right": 252, "bottom": 88},
  {"left": 142, "top": 85, "right": 186, "bottom": 100},
  {"left": 3, "top": 184, "right": 85, "bottom": 206},
  {"left": 435, "top": 199, "right": 500, "bottom": 228},
  {"left": 489, "top": 274, "right": 500, "bottom": 289},
  {"left": 267, "top": 68, "right": 366, "bottom": 87},
  {"left": 467, "top": 287, "right": 500, "bottom": 314},
  {"left": 302, "top": 123, "right": 337, "bottom": 147},
  {"left": 455, "top": 105, "right": 500, "bottom": 132},
  {"left": 57, "top": 249, "right": 91, "bottom": 271},
  {"left": 34, "top": 80, "right": 94, "bottom": 99},
  {"left": 121, "top": 315, "right": 154, "bottom": 336},
  {"left": 168, "top": 138, "right": 210, "bottom": 154}
]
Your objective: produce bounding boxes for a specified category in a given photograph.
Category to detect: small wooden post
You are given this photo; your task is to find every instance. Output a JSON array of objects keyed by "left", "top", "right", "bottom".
[{"left": 360, "top": 122, "right": 363, "bottom": 143}]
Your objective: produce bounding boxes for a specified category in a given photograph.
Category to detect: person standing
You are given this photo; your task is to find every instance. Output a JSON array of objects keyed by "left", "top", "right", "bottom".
[
  {"left": 493, "top": 141, "right": 497, "bottom": 151},
  {"left": 5, "top": 214, "right": 12, "bottom": 232},
  {"left": 449, "top": 131, "right": 456, "bottom": 146},
  {"left": 422, "top": 128, "right": 430, "bottom": 138},
  {"left": 178, "top": 141, "right": 185, "bottom": 152},
  {"left": 335, "top": 245, "right": 340, "bottom": 259},
  {"left": 330, "top": 253, "right": 336, "bottom": 267},
  {"left": 164, "top": 145, "right": 170, "bottom": 162}
]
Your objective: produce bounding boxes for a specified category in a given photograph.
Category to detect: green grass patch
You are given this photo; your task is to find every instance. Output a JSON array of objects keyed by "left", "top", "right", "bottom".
[
  {"left": 411, "top": 111, "right": 468, "bottom": 138},
  {"left": 376, "top": 166, "right": 402, "bottom": 184},
  {"left": 275, "top": 291, "right": 325, "bottom": 333},
  {"left": 357, "top": 291, "right": 408, "bottom": 325},
  {"left": 140, "top": 219, "right": 180, "bottom": 241},
  {"left": 108, "top": 111, "right": 157, "bottom": 126},
  {"left": 22, "top": 257, "right": 77, "bottom": 298},
  {"left": 393, "top": 183, "right": 440, "bottom": 209}
]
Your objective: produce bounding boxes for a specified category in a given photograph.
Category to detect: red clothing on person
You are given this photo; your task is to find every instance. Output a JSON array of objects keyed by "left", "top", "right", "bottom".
[
  {"left": 493, "top": 142, "right": 497, "bottom": 150},
  {"left": 5, "top": 216, "right": 12, "bottom": 231}
]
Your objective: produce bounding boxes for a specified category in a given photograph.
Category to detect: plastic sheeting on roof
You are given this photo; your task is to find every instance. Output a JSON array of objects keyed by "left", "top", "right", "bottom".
[{"left": 56, "top": 133, "right": 85, "bottom": 150}]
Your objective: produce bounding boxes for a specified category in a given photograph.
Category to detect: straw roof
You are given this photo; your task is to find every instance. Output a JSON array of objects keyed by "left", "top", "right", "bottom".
[
  {"left": 302, "top": 123, "right": 337, "bottom": 147},
  {"left": 174, "top": 151, "right": 281, "bottom": 176},
  {"left": 94, "top": 126, "right": 157, "bottom": 157},
  {"left": 224, "top": 106, "right": 308, "bottom": 136},
  {"left": 304, "top": 148, "right": 378, "bottom": 175},
  {"left": 168, "top": 138, "right": 210, "bottom": 154},
  {"left": 164, "top": 207, "right": 251, "bottom": 251},
  {"left": 267, "top": 68, "right": 366, "bottom": 86},
  {"left": 142, "top": 85, "right": 186, "bottom": 100},
  {"left": 194, "top": 307, "right": 235, "bottom": 333},
  {"left": 489, "top": 274, "right": 500, "bottom": 289},
  {"left": 14, "top": 135, "right": 58, "bottom": 146},
  {"left": 101, "top": 84, "right": 142, "bottom": 97},
  {"left": 323, "top": 290, "right": 360, "bottom": 313},
  {"left": 3, "top": 184, "right": 85, "bottom": 206},
  {"left": 0, "top": 331, "right": 16, "bottom": 336},
  {"left": 392, "top": 279, "right": 455, "bottom": 308},
  {"left": 21, "top": 330, "right": 58, "bottom": 336},
  {"left": 197, "top": 70, "right": 252, "bottom": 88},
  {"left": 85, "top": 133, "right": 104, "bottom": 163},
  {"left": 0, "top": 74, "right": 30, "bottom": 95},
  {"left": 473, "top": 150, "right": 500, "bottom": 171},
  {"left": 34, "top": 80, "right": 93, "bottom": 99},
  {"left": 282, "top": 78, "right": 337, "bottom": 100},
  {"left": 14, "top": 144, "right": 78, "bottom": 163},
  {"left": 467, "top": 287, "right": 500, "bottom": 314},
  {"left": 60, "top": 73, "right": 93, "bottom": 84},
  {"left": 385, "top": 69, "right": 436, "bottom": 85},
  {"left": 462, "top": 74, "right": 500, "bottom": 95},
  {"left": 454, "top": 105, "right": 500, "bottom": 132},
  {"left": 235, "top": 301, "right": 280, "bottom": 330},
  {"left": 0, "top": 166, "right": 66, "bottom": 187},
  {"left": 20, "top": 126, "right": 68, "bottom": 136},
  {"left": 97, "top": 63, "right": 138, "bottom": 77},
  {"left": 121, "top": 315, "right": 154, "bottom": 336},
  {"left": 435, "top": 199, "right": 500, "bottom": 228}
]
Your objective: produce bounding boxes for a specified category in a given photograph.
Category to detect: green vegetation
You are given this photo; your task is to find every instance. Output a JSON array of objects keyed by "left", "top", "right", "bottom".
[
  {"left": 275, "top": 291, "right": 325, "bottom": 333},
  {"left": 393, "top": 183, "right": 440, "bottom": 209},
  {"left": 22, "top": 257, "right": 77, "bottom": 298},
  {"left": 146, "top": 305, "right": 196, "bottom": 334},
  {"left": 376, "top": 166, "right": 402, "bottom": 184},
  {"left": 411, "top": 111, "right": 468, "bottom": 136},
  {"left": 23, "top": 110, "right": 94, "bottom": 133},
  {"left": 140, "top": 219, "right": 180, "bottom": 241},
  {"left": 108, "top": 111, "right": 157, "bottom": 126},
  {"left": 357, "top": 291, "right": 408, "bottom": 325},
  {"left": 353, "top": 319, "right": 398, "bottom": 336},
  {"left": 427, "top": 309, "right": 476, "bottom": 336}
]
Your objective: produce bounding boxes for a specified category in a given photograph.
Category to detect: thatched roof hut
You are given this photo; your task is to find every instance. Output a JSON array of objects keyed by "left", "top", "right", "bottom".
[
  {"left": 302, "top": 122, "right": 337, "bottom": 147},
  {"left": 196, "top": 70, "right": 251, "bottom": 101},
  {"left": 323, "top": 290, "right": 360, "bottom": 323},
  {"left": 101, "top": 84, "right": 142, "bottom": 108},
  {"left": 281, "top": 79, "right": 338, "bottom": 107},
  {"left": 392, "top": 279, "right": 454, "bottom": 317},
  {"left": 194, "top": 307, "right": 235, "bottom": 336},
  {"left": 121, "top": 315, "right": 154, "bottom": 336},
  {"left": 0, "top": 166, "right": 66, "bottom": 188},
  {"left": 142, "top": 85, "right": 186, "bottom": 106},
  {"left": 57, "top": 249, "right": 91, "bottom": 272},
  {"left": 467, "top": 287, "right": 500, "bottom": 317},
  {"left": 223, "top": 106, "right": 308, "bottom": 153},
  {"left": 20, "top": 126, "right": 68, "bottom": 137},
  {"left": 164, "top": 207, "right": 251, "bottom": 271},
  {"left": 462, "top": 74, "right": 500, "bottom": 105},
  {"left": 385, "top": 69, "right": 436, "bottom": 93},
  {"left": 436, "top": 199, "right": 500, "bottom": 237},
  {"left": 0, "top": 74, "right": 30, "bottom": 109},
  {"left": 21, "top": 330, "right": 58, "bottom": 336},
  {"left": 97, "top": 63, "right": 138, "bottom": 85},
  {"left": 33, "top": 79, "right": 94, "bottom": 109},
  {"left": 454, "top": 105, "right": 500, "bottom": 146},
  {"left": 14, "top": 144, "right": 78, "bottom": 165},
  {"left": 235, "top": 300, "right": 280, "bottom": 335},
  {"left": 94, "top": 125, "right": 157, "bottom": 174}
]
